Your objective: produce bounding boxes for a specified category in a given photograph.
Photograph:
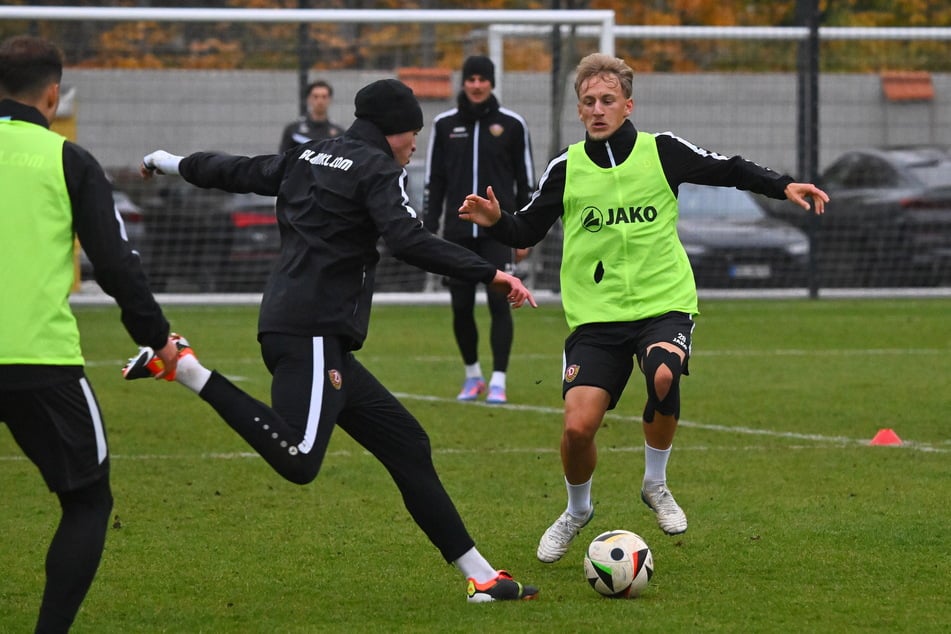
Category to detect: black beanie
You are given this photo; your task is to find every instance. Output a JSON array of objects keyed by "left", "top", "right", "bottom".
[
  {"left": 462, "top": 55, "right": 495, "bottom": 87},
  {"left": 354, "top": 79, "right": 423, "bottom": 135}
]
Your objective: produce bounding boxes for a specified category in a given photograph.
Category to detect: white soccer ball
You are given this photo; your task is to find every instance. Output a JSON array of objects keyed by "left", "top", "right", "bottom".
[{"left": 583, "top": 529, "right": 654, "bottom": 598}]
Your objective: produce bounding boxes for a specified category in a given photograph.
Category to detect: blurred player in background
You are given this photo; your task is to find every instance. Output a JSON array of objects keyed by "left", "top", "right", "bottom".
[
  {"left": 424, "top": 56, "right": 535, "bottom": 404},
  {"left": 126, "top": 79, "right": 539, "bottom": 603},
  {"left": 0, "top": 35, "right": 179, "bottom": 633},
  {"left": 278, "top": 79, "right": 344, "bottom": 153},
  {"left": 459, "top": 53, "right": 828, "bottom": 563}
]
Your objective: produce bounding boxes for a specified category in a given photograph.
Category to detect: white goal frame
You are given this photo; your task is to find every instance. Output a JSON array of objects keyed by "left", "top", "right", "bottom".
[
  {"left": 0, "top": 6, "right": 616, "bottom": 74},
  {"left": 1, "top": 6, "right": 614, "bottom": 305}
]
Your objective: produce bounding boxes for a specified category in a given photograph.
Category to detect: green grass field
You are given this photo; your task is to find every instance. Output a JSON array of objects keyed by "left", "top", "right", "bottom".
[{"left": 2, "top": 298, "right": 949, "bottom": 633}]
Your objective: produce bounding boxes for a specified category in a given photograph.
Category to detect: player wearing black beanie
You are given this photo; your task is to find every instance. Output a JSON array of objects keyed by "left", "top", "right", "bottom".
[
  {"left": 354, "top": 78, "right": 423, "bottom": 135},
  {"left": 131, "top": 74, "right": 540, "bottom": 605},
  {"left": 461, "top": 55, "right": 495, "bottom": 87},
  {"left": 424, "top": 55, "right": 536, "bottom": 406}
]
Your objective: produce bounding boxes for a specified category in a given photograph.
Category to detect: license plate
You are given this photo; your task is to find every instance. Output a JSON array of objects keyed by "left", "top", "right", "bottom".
[{"left": 729, "top": 264, "right": 771, "bottom": 279}]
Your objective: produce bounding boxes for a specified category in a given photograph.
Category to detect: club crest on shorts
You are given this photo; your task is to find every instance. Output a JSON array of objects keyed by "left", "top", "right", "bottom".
[
  {"left": 565, "top": 364, "right": 580, "bottom": 383},
  {"left": 328, "top": 369, "right": 342, "bottom": 390}
]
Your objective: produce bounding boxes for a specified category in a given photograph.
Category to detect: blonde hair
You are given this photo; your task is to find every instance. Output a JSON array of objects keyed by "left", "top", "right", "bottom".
[{"left": 573, "top": 53, "right": 634, "bottom": 99}]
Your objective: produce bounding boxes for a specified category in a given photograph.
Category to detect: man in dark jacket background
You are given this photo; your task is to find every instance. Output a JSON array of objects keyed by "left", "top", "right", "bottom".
[
  {"left": 424, "top": 56, "right": 535, "bottom": 405},
  {"left": 278, "top": 79, "right": 344, "bottom": 153}
]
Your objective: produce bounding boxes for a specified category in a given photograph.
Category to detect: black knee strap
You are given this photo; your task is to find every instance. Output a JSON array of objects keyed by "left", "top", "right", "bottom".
[{"left": 642, "top": 347, "right": 683, "bottom": 423}]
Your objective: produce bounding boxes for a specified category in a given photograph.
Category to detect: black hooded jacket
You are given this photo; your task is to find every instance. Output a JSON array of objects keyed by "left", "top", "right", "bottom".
[
  {"left": 423, "top": 92, "right": 534, "bottom": 242},
  {"left": 179, "top": 119, "right": 498, "bottom": 350}
]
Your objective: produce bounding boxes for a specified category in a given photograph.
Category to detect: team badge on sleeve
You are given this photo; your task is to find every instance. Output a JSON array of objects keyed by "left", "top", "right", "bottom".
[{"left": 328, "top": 369, "right": 342, "bottom": 390}]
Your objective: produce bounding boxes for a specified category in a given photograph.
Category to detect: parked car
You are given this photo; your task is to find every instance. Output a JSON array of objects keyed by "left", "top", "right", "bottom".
[
  {"left": 677, "top": 183, "right": 810, "bottom": 288},
  {"left": 117, "top": 167, "right": 426, "bottom": 294},
  {"left": 78, "top": 185, "right": 146, "bottom": 280},
  {"left": 767, "top": 146, "right": 951, "bottom": 287},
  {"left": 137, "top": 181, "right": 280, "bottom": 292}
]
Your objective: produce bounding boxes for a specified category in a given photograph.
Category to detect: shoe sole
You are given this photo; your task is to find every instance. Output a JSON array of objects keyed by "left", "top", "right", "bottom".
[
  {"left": 467, "top": 592, "right": 538, "bottom": 603},
  {"left": 122, "top": 348, "right": 160, "bottom": 380},
  {"left": 640, "top": 490, "right": 688, "bottom": 535},
  {"left": 123, "top": 337, "right": 194, "bottom": 382}
]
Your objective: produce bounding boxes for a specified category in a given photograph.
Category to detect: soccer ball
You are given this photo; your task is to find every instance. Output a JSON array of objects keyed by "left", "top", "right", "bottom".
[{"left": 583, "top": 529, "right": 654, "bottom": 598}]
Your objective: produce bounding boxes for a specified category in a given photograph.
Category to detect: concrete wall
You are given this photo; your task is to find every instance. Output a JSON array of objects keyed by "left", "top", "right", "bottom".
[{"left": 67, "top": 68, "right": 951, "bottom": 201}]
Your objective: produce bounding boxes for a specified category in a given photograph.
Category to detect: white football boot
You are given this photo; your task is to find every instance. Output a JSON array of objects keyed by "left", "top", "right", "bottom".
[
  {"left": 536, "top": 507, "right": 594, "bottom": 563},
  {"left": 641, "top": 481, "right": 688, "bottom": 535}
]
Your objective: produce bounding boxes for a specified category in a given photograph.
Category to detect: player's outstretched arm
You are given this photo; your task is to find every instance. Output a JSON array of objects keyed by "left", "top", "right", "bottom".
[
  {"left": 140, "top": 150, "right": 184, "bottom": 179},
  {"left": 459, "top": 184, "right": 503, "bottom": 227},
  {"left": 784, "top": 182, "right": 829, "bottom": 214},
  {"left": 489, "top": 269, "right": 537, "bottom": 309}
]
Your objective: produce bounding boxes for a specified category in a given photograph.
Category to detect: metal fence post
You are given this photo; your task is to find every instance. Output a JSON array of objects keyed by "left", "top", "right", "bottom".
[{"left": 797, "top": 0, "right": 821, "bottom": 297}]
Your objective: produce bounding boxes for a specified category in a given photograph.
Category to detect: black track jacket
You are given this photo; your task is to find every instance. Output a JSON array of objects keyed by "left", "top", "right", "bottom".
[
  {"left": 424, "top": 93, "right": 534, "bottom": 241},
  {"left": 487, "top": 120, "right": 795, "bottom": 247},
  {"left": 179, "top": 119, "right": 498, "bottom": 350},
  {"left": 278, "top": 116, "right": 344, "bottom": 154}
]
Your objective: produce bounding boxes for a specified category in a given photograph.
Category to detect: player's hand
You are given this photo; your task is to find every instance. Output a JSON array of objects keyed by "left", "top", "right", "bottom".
[
  {"left": 152, "top": 337, "right": 180, "bottom": 381},
  {"left": 458, "top": 185, "right": 502, "bottom": 227},
  {"left": 490, "top": 269, "right": 537, "bottom": 309},
  {"left": 785, "top": 182, "right": 829, "bottom": 214},
  {"left": 141, "top": 150, "right": 183, "bottom": 179}
]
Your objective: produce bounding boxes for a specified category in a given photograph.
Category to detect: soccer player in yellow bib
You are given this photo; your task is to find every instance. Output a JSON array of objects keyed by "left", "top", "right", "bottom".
[
  {"left": 460, "top": 52, "right": 828, "bottom": 563},
  {"left": 0, "top": 35, "right": 179, "bottom": 631}
]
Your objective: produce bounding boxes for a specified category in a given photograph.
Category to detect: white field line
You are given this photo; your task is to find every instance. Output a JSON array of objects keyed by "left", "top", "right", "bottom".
[
  {"left": 23, "top": 347, "right": 950, "bottom": 461},
  {"left": 83, "top": 346, "right": 946, "bottom": 372},
  {"left": 373, "top": 348, "right": 946, "bottom": 364},
  {"left": 392, "top": 393, "right": 947, "bottom": 453},
  {"left": 1, "top": 392, "right": 944, "bottom": 462}
]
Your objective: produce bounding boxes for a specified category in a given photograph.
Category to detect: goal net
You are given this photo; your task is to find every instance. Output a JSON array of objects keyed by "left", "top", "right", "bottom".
[{"left": 2, "top": 7, "right": 949, "bottom": 294}]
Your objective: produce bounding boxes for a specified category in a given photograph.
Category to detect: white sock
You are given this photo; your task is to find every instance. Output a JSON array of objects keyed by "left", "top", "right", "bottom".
[
  {"left": 453, "top": 547, "right": 497, "bottom": 583},
  {"left": 489, "top": 371, "right": 506, "bottom": 389},
  {"left": 566, "top": 476, "right": 593, "bottom": 517},
  {"left": 644, "top": 442, "right": 672, "bottom": 485},
  {"left": 464, "top": 362, "right": 483, "bottom": 380},
  {"left": 175, "top": 353, "right": 211, "bottom": 394}
]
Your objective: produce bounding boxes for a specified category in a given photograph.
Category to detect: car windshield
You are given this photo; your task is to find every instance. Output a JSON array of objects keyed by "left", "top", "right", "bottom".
[{"left": 677, "top": 183, "right": 764, "bottom": 220}]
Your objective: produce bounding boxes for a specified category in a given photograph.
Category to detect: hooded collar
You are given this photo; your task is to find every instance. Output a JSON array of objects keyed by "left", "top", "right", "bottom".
[
  {"left": 0, "top": 98, "right": 50, "bottom": 128},
  {"left": 345, "top": 118, "right": 395, "bottom": 159}
]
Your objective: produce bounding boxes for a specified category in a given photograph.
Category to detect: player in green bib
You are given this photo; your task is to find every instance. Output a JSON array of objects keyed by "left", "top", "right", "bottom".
[
  {"left": 460, "top": 53, "right": 828, "bottom": 563},
  {"left": 1, "top": 36, "right": 180, "bottom": 631}
]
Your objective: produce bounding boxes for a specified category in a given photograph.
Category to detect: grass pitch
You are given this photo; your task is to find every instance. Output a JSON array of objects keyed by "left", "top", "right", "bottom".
[{"left": 1, "top": 298, "right": 949, "bottom": 633}]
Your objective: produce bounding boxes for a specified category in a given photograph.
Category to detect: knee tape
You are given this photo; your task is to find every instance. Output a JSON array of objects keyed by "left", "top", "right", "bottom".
[{"left": 642, "top": 347, "right": 683, "bottom": 423}]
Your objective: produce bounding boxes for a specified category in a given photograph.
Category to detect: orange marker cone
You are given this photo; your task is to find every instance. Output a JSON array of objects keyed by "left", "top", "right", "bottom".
[{"left": 870, "top": 428, "right": 903, "bottom": 446}]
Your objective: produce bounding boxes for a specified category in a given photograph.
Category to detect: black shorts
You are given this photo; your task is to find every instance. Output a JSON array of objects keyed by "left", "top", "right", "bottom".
[
  {"left": 1, "top": 375, "right": 110, "bottom": 492},
  {"left": 562, "top": 312, "right": 694, "bottom": 410}
]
